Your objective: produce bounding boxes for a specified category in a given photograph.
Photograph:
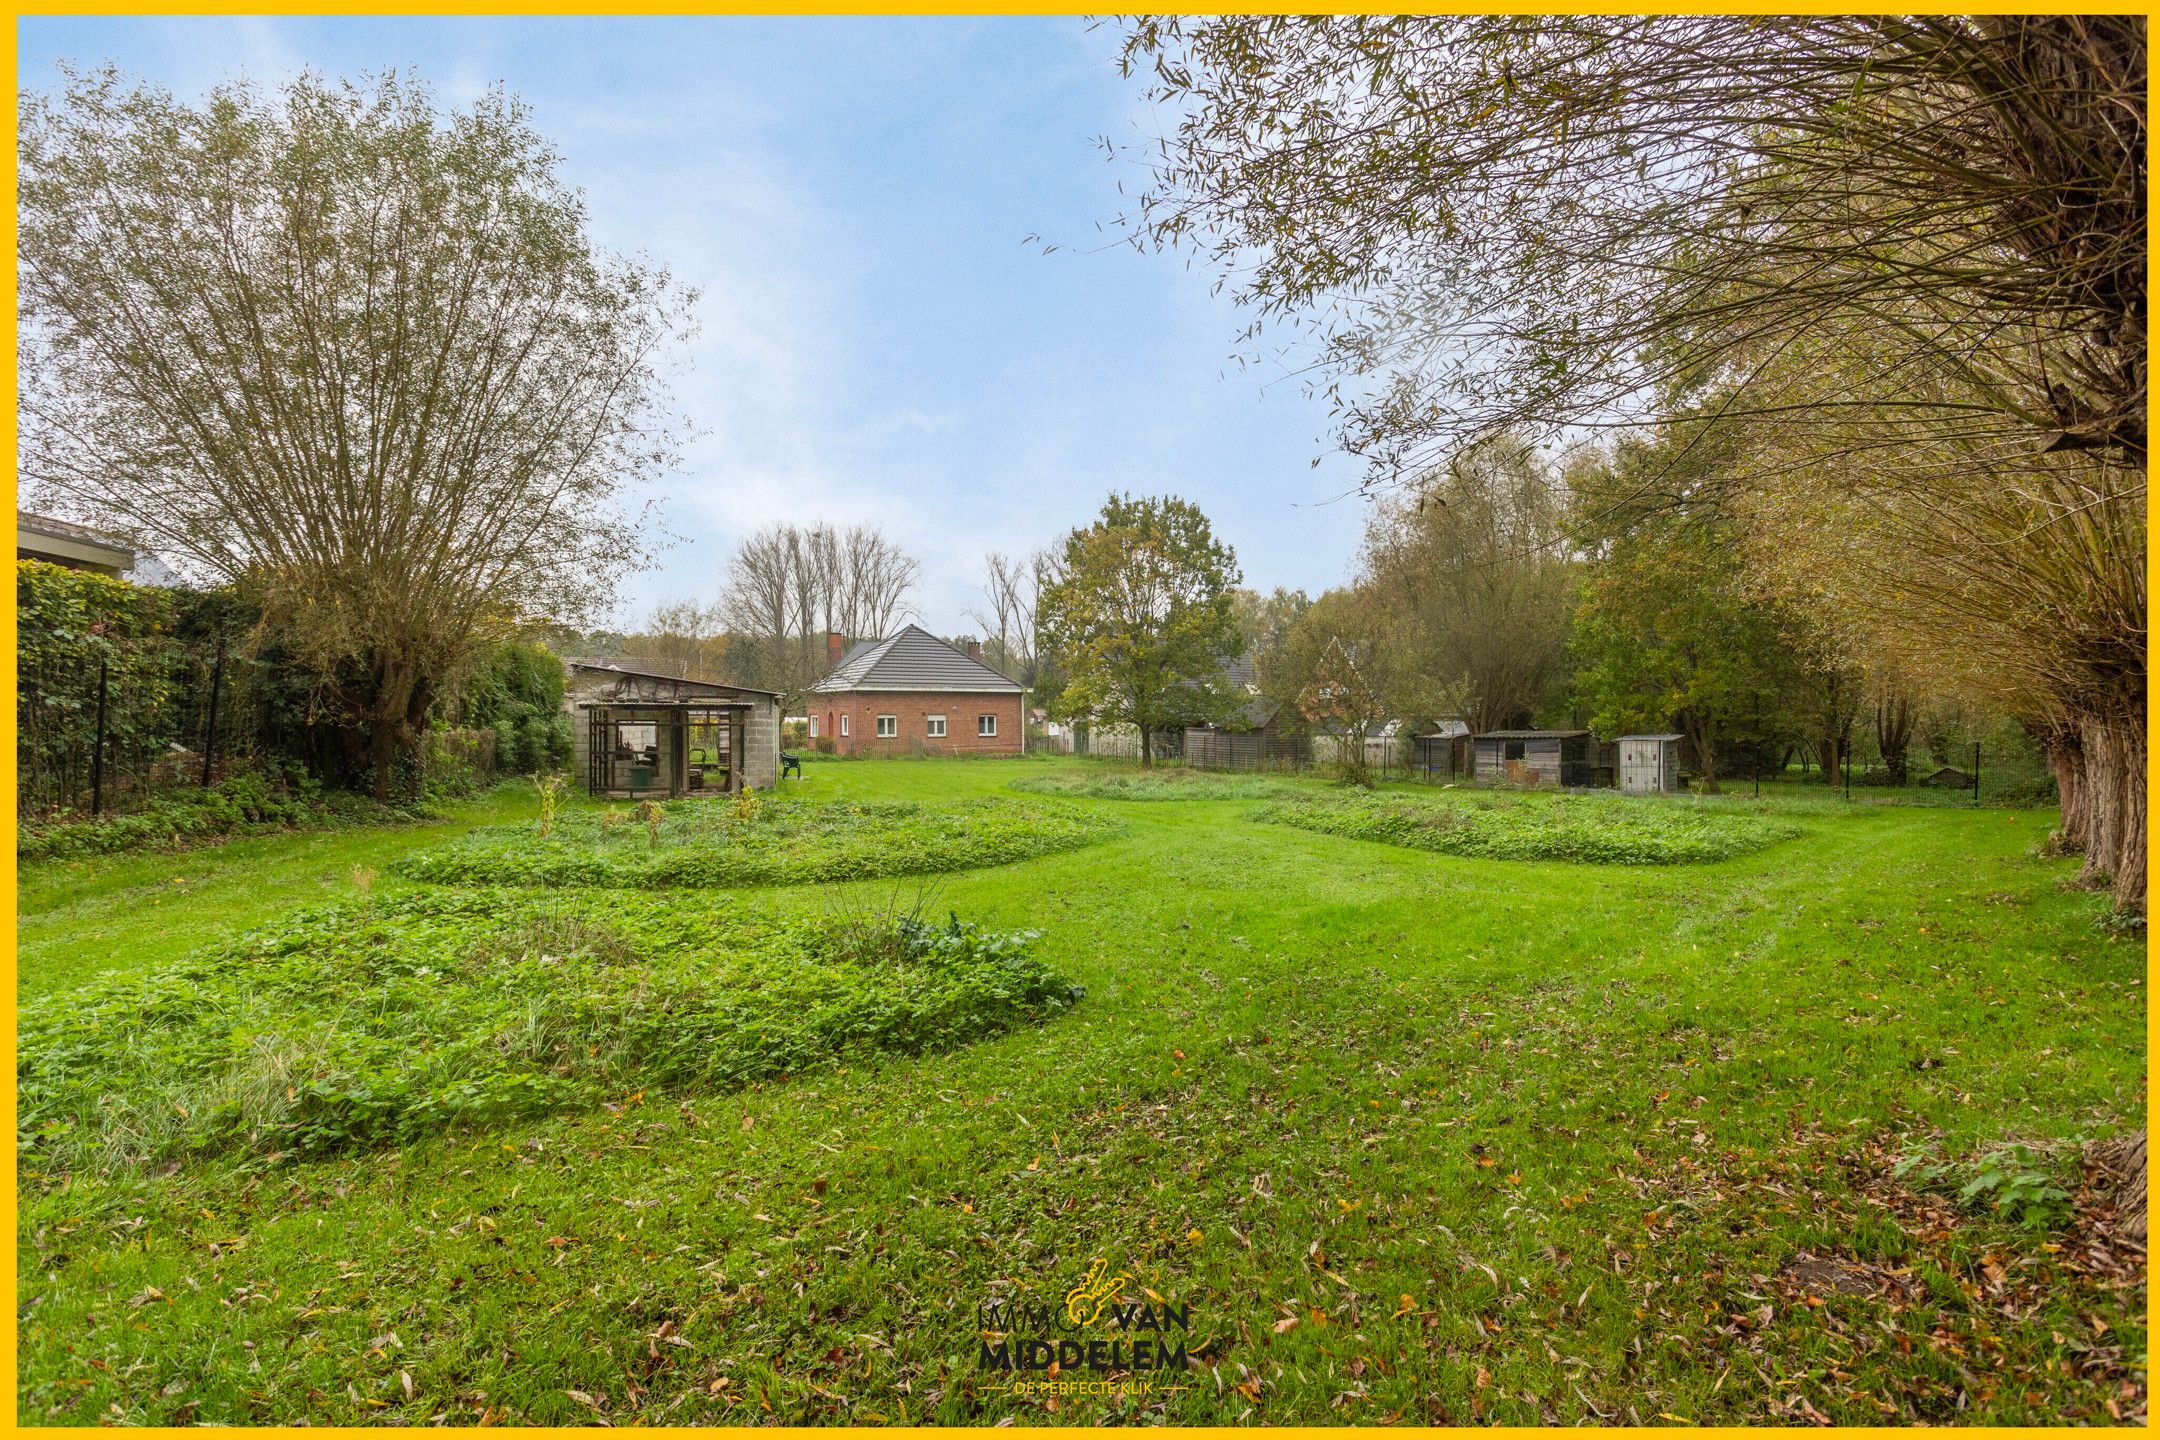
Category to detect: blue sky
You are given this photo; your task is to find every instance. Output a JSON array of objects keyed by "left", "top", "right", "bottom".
[{"left": 19, "top": 16, "right": 1372, "bottom": 633}]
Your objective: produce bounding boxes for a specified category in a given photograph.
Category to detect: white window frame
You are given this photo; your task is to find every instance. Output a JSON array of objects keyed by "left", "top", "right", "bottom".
[
  {"left": 876, "top": 714, "right": 898, "bottom": 738},
  {"left": 926, "top": 715, "right": 947, "bottom": 738},
  {"left": 808, "top": 715, "right": 819, "bottom": 739},
  {"left": 977, "top": 713, "right": 998, "bottom": 737},
  {"left": 840, "top": 714, "right": 849, "bottom": 738}
]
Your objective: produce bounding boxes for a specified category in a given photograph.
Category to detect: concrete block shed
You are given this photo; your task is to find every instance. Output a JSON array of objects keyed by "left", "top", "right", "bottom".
[
  {"left": 563, "top": 661, "right": 781, "bottom": 797},
  {"left": 1617, "top": 734, "right": 1685, "bottom": 794}
]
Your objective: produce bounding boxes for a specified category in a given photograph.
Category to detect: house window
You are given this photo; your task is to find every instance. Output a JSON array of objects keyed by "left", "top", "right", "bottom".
[
  {"left": 877, "top": 715, "right": 898, "bottom": 738},
  {"left": 926, "top": 715, "right": 947, "bottom": 738},
  {"left": 840, "top": 714, "right": 849, "bottom": 738},
  {"left": 977, "top": 713, "right": 998, "bottom": 737},
  {"left": 1503, "top": 739, "right": 1526, "bottom": 761},
  {"left": 808, "top": 715, "right": 819, "bottom": 739}
]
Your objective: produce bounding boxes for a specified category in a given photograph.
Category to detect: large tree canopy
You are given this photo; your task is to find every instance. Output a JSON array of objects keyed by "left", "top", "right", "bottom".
[
  {"left": 1118, "top": 15, "right": 2145, "bottom": 474},
  {"left": 18, "top": 67, "right": 693, "bottom": 795},
  {"left": 1038, "top": 494, "right": 1244, "bottom": 765}
]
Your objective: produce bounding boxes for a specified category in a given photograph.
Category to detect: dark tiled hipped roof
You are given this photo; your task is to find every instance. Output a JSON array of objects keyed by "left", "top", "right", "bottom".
[{"left": 810, "top": 624, "right": 1023, "bottom": 694}]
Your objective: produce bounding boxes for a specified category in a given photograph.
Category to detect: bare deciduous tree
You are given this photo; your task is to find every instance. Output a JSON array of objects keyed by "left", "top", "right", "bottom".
[
  {"left": 716, "top": 522, "right": 919, "bottom": 704},
  {"left": 18, "top": 67, "right": 692, "bottom": 797},
  {"left": 966, "top": 549, "right": 1052, "bottom": 684}
]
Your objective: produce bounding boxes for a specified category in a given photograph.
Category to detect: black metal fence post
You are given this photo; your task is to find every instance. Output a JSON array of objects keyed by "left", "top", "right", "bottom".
[
  {"left": 1972, "top": 740, "right": 1981, "bottom": 807},
  {"left": 1843, "top": 745, "right": 1851, "bottom": 802},
  {"left": 89, "top": 655, "right": 110, "bottom": 817}
]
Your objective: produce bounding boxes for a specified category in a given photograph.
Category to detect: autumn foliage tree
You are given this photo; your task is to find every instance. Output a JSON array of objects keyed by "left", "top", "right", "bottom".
[
  {"left": 1037, "top": 494, "right": 1244, "bottom": 766},
  {"left": 18, "top": 68, "right": 692, "bottom": 797}
]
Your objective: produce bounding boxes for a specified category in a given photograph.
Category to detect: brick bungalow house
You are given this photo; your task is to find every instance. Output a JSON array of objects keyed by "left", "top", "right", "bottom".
[{"left": 808, "top": 624, "right": 1025, "bottom": 757}]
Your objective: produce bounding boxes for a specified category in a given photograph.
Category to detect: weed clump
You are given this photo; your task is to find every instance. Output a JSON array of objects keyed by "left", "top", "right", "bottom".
[
  {"left": 390, "top": 798, "right": 1118, "bottom": 890},
  {"left": 18, "top": 889, "right": 1082, "bottom": 1171},
  {"left": 1253, "top": 791, "right": 1799, "bottom": 864},
  {"left": 1008, "top": 768, "right": 1302, "bottom": 801}
]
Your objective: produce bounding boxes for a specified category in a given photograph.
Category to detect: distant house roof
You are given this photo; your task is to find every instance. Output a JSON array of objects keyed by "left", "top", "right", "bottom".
[
  {"left": 1476, "top": 729, "right": 1591, "bottom": 740},
  {"left": 1420, "top": 720, "right": 1471, "bottom": 739},
  {"left": 1616, "top": 733, "right": 1685, "bottom": 742},
  {"left": 809, "top": 624, "right": 1023, "bottom": 694},
  {"left": 18, "top": 511, "right": 135, "bottom": 575},
  {"left": 565, "top": 658, "right": 780, "bottom": 697}
]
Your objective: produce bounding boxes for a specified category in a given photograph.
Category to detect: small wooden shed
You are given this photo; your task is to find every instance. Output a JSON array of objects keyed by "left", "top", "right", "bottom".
[
  {"left": 1472, "top": 729, "right": 1611, "bottom": 787},
  {"left": 1616, "top": 734, "right": 1685, "bottom": 794}
]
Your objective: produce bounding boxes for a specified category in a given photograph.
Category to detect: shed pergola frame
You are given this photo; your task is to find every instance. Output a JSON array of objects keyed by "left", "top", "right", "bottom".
[{"left": 580, "top": 700, "right": 751, "bottom": 798}]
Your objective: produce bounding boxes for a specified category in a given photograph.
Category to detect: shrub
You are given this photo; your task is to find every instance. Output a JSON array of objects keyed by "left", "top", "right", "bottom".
[
  {"left": 1893, "top": 1141, "right": 2075, "bottom": 1231},
  {"left": 1254, "top": 791, "right": 1800, "bottom": 865},
  {"left": 17, "top": 889, "right": 1083, "bottom": 1171},
  {"left": 15, "top": 771, "right": 424, "bottom": 862},
  {"left": 390, "top": 797, "right": 1120, "bottom": 890}
]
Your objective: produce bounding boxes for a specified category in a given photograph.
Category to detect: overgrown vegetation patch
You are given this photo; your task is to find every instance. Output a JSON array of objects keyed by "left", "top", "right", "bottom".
[
  {"left": 389, "top": 796, "right": 1118, "bottom": 889},
  {"left": 18, "top": 890, "right": 1081, "bottom": 1170},
  {"left": 1008, "top": 767, "right": 1302, "bottom": 801},
  {"left": 1255, "top": 790, "right": 1801, "bottom": 864},
  {"left": 18, "top": 772, "right": 438, "bottom": 863}
]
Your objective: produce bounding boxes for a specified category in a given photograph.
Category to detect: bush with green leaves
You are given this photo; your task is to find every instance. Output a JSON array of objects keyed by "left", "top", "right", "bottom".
[
  {"left": 1892, "top": 1141, "right": 2075, "bottom": 1231},
  {"left": 391, "top": 797, "right": 1119, "bottom": 889},
  {"left": 455, "top": 638, "right": 573, "bottom": 774},
  {"left": 17, "top": 889, "right": 1082, "bottom": 1171},
  {"left": 1254, "top": 791, "right": 1800, "bottom": 865}
]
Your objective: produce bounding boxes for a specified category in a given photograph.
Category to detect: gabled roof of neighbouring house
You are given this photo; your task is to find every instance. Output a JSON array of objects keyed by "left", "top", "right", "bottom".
[{"left": 809, "top": 624, "right": 1023, "bottom": 694}]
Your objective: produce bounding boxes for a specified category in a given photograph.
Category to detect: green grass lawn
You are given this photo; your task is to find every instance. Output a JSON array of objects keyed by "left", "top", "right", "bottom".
[{"left": 16, "top": 758, "right": 2146, "bottom": 1425}]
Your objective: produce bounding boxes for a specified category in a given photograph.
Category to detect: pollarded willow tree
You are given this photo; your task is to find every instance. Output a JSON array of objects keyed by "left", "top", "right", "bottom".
[
  {"left": 18, "top": 67, "right": 693, "bottom": 797},
  {"left": 1115, "top": 14, "right": 2147, "bottom": 908}
]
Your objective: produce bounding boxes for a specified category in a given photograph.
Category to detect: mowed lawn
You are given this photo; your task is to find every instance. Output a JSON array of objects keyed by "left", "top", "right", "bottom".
[{"left": 15, "top": 758, "right": 2146, "bottom": 1425}]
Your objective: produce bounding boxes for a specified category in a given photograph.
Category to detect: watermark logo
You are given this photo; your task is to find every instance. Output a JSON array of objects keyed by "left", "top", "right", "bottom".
[{"left": 976, "top": 1259, "right": 1193, "bottom": 1398}]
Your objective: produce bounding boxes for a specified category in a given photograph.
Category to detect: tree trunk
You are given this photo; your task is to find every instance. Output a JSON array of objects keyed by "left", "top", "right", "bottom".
[
  {"left": 1139, "top": 722, "right": 1154, "bottom": 768},
  {"left": 1684, "top": 718, "right": 1719, "bottom": 793},
  {"left": 2078, "top": 708, "right": 2145, "bottom": 913},
  {"left": 364, "top": 659, "right": 424, "bottom": 802},
  {"left": 1875, "top": 696, "right": 1914, "bottom": 786},
  {"left": 2040, "top": 723, "right": 2088, "bottom": 856},
  {"left": 1816, "top": 730, "right": 1845, "bottom": 786}
]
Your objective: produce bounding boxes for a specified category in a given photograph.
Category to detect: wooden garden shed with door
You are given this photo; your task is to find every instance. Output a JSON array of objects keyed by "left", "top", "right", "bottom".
[
  {"left": 564, "top": 661, "right": 781, "bottom": 798},
  {"left": 1616, "top": 734, "right": 1685, "bottom": 794},
  {"left": 1472, "top": 729, "right": 1614, "bottom": 787}
]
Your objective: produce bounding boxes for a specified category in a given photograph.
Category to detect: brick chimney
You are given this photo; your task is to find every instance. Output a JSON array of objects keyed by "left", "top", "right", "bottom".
[
  {"left": 965, "top": 638, "right": 983, "bottom": 662},
  {"left": 827, "top": 631, "right": 845, "bottom": 670}
]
